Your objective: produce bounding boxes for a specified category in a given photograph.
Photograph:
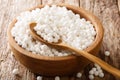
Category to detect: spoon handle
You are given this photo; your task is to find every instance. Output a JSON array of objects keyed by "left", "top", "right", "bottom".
[
  {"left": 67, "top": 46, "right": 120, "bottom": 78},
  {"left": 29, "top": 22, "right": 120, "bottom": 77}
]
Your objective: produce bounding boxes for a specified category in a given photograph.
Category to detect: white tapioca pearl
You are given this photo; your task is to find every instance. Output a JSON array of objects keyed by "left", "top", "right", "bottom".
[
  {"left": 105, "top": 51, "right": 110, "bottom": 56},
  {"left": 76, "top": 72, "right": 82, "bottom": 78},
  {"left": 89, "top": 74, "right": 94, "bottom": 80},
  {"left": 92, "top": 68, "right": 97, "bottom": 72},
  {"left": 37, "top": 76, "right": 42, "bottom": 80},
  {"left": 89, "top": 70, "right": 94, "bottom": 75},
  {"left": 12, "top": 69, "right": 19, "bottom": 75},
  {"left": 55, "top": 76, "right": 60, "bottom": 80},
  {"left": 99, "top": 72, "right": 104, "bottom": 78},
  {"left": 94, "top": 71, "right": 99, "bottom": 76}
]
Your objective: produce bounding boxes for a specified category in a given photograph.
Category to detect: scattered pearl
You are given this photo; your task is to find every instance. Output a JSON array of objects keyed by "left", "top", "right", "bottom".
[
  {"left": 98, "top": 69, "right": 103, "bottom": 73},
  {"left": 96, "top": 66, "right": 101, "bottom": 70},
  {"left": 37, "top": 76, "right": 42, "bottom": 80},
  {"left": 99, "top": 73, "right": 104, "bottom": 78},
  {"left": 89, "top": 74, "right": 94, "bottom": 80},
  {"left": 94, "top": 71, "right": 99, "bottom": 76},
  {"left": 105, "top": 51, "right": 110, "bottom": 56},
  {"left": 94, "top": 64, "right": 101, "bottom": 70},
  {"left": 92, "top": 68, "right": 96, "bottom": 72},
  {"left": 89, "top": 63, "right": 104, "bottom": 79},
  {"left": 89, "top": 70, "right": 94, "bottom": 75},
  {"left": 94, "top": 63, "right": 100, "bottom": 68},
  {"left": 76, "top": 72, "right": 82, "bottom": 78},
  {"left": 12, "top": 68, "right": 19, "bottom": 75},
  {"left": 55, "top": 76, "right": 60, "bottom": 80}
]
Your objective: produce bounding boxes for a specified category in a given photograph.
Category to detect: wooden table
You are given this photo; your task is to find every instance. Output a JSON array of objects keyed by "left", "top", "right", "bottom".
[{"left": 0, "top": 0, "right": 120, "bottom": 80}]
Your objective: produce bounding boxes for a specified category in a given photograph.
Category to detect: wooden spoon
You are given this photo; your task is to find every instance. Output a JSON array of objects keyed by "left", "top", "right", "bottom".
[{"left": 29, "top": 22, "right": 120, "bottom": 78}]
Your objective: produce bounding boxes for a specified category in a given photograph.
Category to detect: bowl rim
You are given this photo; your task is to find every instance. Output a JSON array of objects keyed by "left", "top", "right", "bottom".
[{"left": 7, "top": 4, "right": 104, "bottom": 61}]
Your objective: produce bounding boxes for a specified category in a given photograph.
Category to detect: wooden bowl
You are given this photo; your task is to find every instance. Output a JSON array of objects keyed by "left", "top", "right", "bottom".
[{"left": 7, "top": 4, "right": 104, "bottom": 76}]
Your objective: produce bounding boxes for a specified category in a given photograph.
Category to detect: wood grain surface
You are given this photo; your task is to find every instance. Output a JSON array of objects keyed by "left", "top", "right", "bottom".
[{"left": 0, "top": 0, "right": 120, "bottom": 80}]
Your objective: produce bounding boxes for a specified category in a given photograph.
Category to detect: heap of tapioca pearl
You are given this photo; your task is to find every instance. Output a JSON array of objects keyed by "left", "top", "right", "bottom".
[{"left": 88, "top": 64, "right": 104, "bottom": 80}]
